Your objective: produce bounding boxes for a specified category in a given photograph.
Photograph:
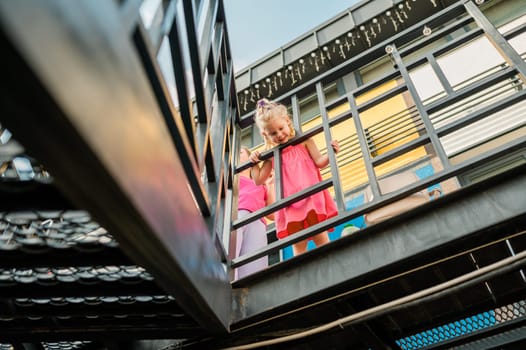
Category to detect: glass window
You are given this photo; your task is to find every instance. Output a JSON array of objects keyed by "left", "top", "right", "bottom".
[
  {"left": 437, "top": 36, "right": 506, "bottom": 90},
  {"left": 359, "top": 56, "right": 395, "bottom": 85},
  {"left": 409, "top": 63, "right": 447, "bottom": 104}
]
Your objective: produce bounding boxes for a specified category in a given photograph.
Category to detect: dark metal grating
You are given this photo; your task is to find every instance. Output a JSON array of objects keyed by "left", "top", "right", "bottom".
[{"left": 397, "top": 299, "right": 526, "bottom": 349}]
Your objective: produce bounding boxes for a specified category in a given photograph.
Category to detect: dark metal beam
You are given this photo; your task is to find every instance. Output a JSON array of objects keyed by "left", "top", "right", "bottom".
[
  {"left": 0, "top": 1, "right": 230, "bottom": 332},
  {"left": 0, "top": 323, "right": 207, "bottom": 342},
  {"left": 0, "top": 181, "right": 74, "bottom": 211}
]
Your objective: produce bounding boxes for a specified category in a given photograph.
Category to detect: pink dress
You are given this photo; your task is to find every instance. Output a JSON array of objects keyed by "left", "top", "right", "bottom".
[
  {"left": 238, "top": 175, "right": 267, "bottom": 224},
  {"left": 275, "top": 143, "right": 338, "bottom": 239},
  {"left": 236, "top": 175, "right": 269, "bottom": 278}
]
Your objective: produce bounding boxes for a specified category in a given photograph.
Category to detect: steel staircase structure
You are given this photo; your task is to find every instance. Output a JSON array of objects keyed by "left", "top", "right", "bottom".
[{"left": 1, "top": 0, "right": 526, "bottom": 349}]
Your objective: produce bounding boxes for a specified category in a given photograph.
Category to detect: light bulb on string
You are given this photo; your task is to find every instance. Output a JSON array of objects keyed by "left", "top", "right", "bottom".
[
  {"left": 360, "top": 25, "right": 371, "bottom": 47},
  {"left": 347, "top": 32, "right": 355, "bottom": 46},
  {"left": 241, "top": 93, "right": 248, "bottom": 111},
  {"left": 266, "top": 78, "right": 273, "bottom": 97},
  {"left": 395, "top": 10, "right": 404, "bottom": 23},
  {"left": 284, "top": 65, "right": 292, "bottom": 79},
  {"left": 299, "top": 58, "right": 305, "bottom": 73},
  {"left": 398, "top": 4, "right": 408, "bottom": 19},
  {"left": 335, "top": 39, "right": 346, "bottom": 59},
  {"left": 372, "top": 18, "right": 381, "bottom": 33},
  {"left": 386, "top": 10, "right": 399, "bottom": 31},
  {"left": 322, "top": 46, "right": 330, "bottom": 61},
  {"left": 310, "top": 51, "right": 320, "bottom": 71},
  {"left": 288, "top": 65, "right": 297, "bottom": 85},
  {"left": 295, "top": 65, "right": 302, "bottom": 81},
  {"left": 369, "top": 24, "right": 377, "bottom": 38}
]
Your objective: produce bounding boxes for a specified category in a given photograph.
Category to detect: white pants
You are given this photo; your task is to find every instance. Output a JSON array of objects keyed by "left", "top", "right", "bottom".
[{"left": 235, "top": 210, "right": 268, "bottom": 279}]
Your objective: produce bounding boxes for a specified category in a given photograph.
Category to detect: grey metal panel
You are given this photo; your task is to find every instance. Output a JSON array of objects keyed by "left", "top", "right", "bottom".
[
  {"left": 231, "top": 171, "right": 526, "bottom": 322},
  {"left": 316, "top": 14, "right": 354, "bottom": 46},
  {"left": 283, "top": 34, "right": 318, "bottom": 65},
  {"left": 0, "top": 0, "right": 231, "bottom": 331},
  {"left": 235, "top": 70, "right": 251, "bottom": 90},
  {"left": 251, "top": 52, "right": 283, "bottom": 82},
  {"left": 351, "top": 0, "right": 393, "bottom": 25}
]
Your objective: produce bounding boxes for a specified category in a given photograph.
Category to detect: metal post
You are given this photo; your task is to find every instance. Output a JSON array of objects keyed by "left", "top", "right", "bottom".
[
  {"left": 388, "top": 44, "right": 451, "bottom": 169},
  {"left": 464, "top": 0, "right": 526, "bottom": 83},
  {"left": 316, "top": 83, "right": 345, "bottom": 211}
]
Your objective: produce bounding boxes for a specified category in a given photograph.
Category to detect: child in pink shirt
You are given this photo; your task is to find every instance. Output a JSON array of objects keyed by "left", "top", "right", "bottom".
[
  {"left": 249, "top": 98, "right": 340, "bottom": 256},
  {"left": 235, "top": 147, "right": 274, "bottom": 278}
]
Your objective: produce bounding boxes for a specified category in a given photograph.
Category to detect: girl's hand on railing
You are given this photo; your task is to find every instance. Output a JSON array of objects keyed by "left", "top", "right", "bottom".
[
  {"left": 331, "top": 140, "right": 340, "bottom": 154},
  {"left": 249, "top": 150, "right": 262, "bottom": 163}
]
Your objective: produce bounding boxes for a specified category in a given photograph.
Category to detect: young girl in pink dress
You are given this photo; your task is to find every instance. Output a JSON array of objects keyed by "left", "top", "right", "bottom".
[{"left": 249, "top": 98, "right": 340, "bottom": 256}]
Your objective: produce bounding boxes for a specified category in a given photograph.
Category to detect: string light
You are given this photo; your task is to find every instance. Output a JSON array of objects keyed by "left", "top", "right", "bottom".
[
  {"left": 236, "top": 0, "right": 433, "bottom": 112},
  {"left": 372, "top": 18, "right": 381, "bottom": 33}
]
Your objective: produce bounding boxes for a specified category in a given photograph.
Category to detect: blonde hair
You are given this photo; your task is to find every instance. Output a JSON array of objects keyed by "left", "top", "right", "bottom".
[{"left": 254, "top": 98, "right": 296, "bottom": 149}]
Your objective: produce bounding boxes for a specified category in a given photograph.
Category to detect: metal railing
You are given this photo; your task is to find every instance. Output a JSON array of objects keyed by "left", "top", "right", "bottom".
[{"left": 228, "top": 0, "right": 526, "bottom": 277}]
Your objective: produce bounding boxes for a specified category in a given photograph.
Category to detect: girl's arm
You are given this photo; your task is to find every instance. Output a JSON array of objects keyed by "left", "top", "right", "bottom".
[
  {"left": 249, "top": 150, "right": 273, "bottom": 185},
  {"left": 304, "top": 138, "right": 340, "bottom": 168}
]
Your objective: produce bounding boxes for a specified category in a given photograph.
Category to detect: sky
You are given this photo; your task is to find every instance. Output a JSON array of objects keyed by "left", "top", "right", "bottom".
[{"left": 223, "top": 0, "right": 362, "bottom": 73}]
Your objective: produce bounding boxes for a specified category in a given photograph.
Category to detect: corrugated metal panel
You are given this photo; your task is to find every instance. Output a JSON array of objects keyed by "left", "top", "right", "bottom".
[
  {"left": 316, "top": 13, "right": 354, "bottom": 46},
  {"left": 235, "top": 70, "right": 251, "bottom": 90},
  {"left": 440, "top": 98, "right": 526, "bottom": 156},
  {"left": 351, "top": 0, "right": 392, "bottom": 25},
  {"left": 283, "top": 34, "right": 318, "bottom": 65},
  {"left": 251, "top": 52, "right": 282, "bottom": 82}
]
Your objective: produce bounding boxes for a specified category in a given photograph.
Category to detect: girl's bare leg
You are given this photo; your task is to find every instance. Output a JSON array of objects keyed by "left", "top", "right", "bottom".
[
  {"left": 290, "top": 211, "right": 331, "bottom": 255},
  {"left": 307, "top": 210, "right": 329, "bottom": 248},
  {"left": 312, "top": 231, "right": 330, "bottom": 246},
  {"left": 286, "top": 221, "right": 307, "bottom": 255},
  {"left": 292, "top": 239, "right": 308, "bottom": 255},
  {"left": 292, "top": 232, "right": 329, "bottom": 255}
]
